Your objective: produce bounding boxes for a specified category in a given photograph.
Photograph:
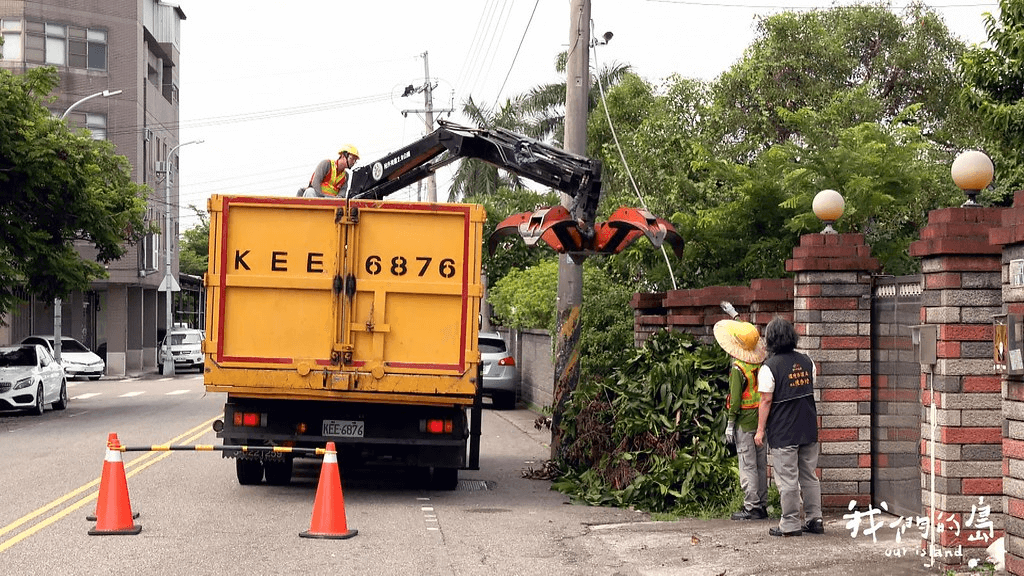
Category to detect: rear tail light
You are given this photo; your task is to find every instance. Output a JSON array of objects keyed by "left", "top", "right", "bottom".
[
  {"left": 422, "top": 419, "right": 454, "bottom": 434},
  {"left": 233, "top": 411, "right": 266, "bottom": 428},
  {"left": 498, "top": 356, "right": 515, "bottom": 367}
]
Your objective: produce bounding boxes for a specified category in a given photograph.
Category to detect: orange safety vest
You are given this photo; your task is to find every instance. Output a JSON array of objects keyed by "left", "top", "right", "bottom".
[
  {"left": 317, "top": 159, "right": 348, "bottom": 196},
  {"left": 726, "top": 360, "right": 761, "bottom": 410}
]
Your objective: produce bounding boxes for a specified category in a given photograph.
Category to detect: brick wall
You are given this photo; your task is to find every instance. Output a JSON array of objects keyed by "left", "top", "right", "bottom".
[
  {"left": 631, "top": 279, "right": 793, "bottom": 347},
  {"left": 990, "top": 192, "right": 1024, "bottom": 575},
  {"left": 786, "top": 233, "right": 879, "bottom": 508},
  {"left": 909, "top": 206, "right": 1004, "bottom": 566}
]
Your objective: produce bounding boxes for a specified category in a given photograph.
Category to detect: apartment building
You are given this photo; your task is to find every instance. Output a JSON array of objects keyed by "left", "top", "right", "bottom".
[{"left": 0, "top": 0, "right": 187, "bottom": 376}]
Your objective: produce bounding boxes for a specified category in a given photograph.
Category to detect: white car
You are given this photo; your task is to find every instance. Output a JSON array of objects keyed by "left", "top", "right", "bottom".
[
  {"left": 479, "top": 331, "right": 518, "bottom": 409},
  {"left": 20, "top": 335, "right": 105, "bottom": 380},
  {"left": 0, "top": 344, "right": 68, "bottom": 415},
  {"left": 159, "top": 328, "right": 205, "bottom": 374}
]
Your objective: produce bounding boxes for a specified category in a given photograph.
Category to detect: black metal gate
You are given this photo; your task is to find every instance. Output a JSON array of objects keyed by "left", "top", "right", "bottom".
[{"left": 870, "top": 275, "right": 923, "bottom": 518}]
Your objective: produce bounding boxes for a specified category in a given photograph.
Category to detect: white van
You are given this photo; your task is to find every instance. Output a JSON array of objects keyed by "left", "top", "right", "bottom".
[{"left": 159, "top": 328, "right": 205, "bottom": 374}]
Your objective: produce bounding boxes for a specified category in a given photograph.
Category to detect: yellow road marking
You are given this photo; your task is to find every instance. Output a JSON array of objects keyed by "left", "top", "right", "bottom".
[{"left": 0, "top": 415, "right": 221, "bottom": 553}]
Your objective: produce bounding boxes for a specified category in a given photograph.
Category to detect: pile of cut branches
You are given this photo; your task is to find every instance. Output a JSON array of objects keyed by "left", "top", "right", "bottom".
[{"left": 552, "top": 329, "right": 741, "bottom": 515}]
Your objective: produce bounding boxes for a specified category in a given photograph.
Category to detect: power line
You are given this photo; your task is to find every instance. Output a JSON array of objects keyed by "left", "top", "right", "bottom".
[
  {"left": 466, "top": 0, "right": 515, "bottom": 102},
  {"left": 454, "top": 0, "right": 500, "bottom": 94},
  {"left": 492, "top": 0, "right": 542, "bottom": 108},
  {"left": 103, "top": 92, "right": 393, "bottom": 138}
]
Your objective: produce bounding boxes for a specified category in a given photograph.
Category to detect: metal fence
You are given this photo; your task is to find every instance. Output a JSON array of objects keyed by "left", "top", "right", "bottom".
[{"left": 869, "top": 275, "right": 923, "bottom": 518}]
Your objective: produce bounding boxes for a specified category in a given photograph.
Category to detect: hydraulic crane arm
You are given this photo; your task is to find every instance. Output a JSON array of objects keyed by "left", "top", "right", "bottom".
[
  {"left": 347, "top": 120, "right": 601, "bottom": 228},
  {"left": 344, "top": 119, "right": 682, "bottom": 260}
]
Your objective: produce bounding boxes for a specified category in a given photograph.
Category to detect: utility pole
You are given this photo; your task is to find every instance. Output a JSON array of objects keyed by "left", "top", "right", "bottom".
[
  {"left": 159, "top": 139, "right": 203, "bottom": 376},
  {"left": 551, "top": 0, "right": 591, "bottom": 461},
  {"left": 401, "top": 51, "right": 453, "bottom": 202},
  {"left": 422, "top": 51, "right": 437, "bottom": 202}
]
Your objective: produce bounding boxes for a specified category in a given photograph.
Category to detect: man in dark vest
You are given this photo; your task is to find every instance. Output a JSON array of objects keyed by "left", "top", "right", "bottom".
[{"left": 754, "top": 317, "right": 823, "bottom": 537}]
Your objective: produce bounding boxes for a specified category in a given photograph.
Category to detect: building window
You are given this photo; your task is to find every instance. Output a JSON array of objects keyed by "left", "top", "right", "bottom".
[
  {"left": 24, "top": 21, "right": 43, "bottom": 63},
  {"left": 86, "top": 113, "right": 106, "bottom": 140},
  {"left": 87, "top": 29, "right": 106, "bottom": 70},
  {"left": 44, "top": 23, "right": 65, "bottom": 66},
  {"left": 141, "top": 232, "right": 159, "bottom": 272},
  {"left": 63, "top": 112, "right": 108, "bottom": 141},
  {"left": 18, "top": 20, "right": 105, "bottom": 70},
  {"left": 68, "top": 26, "right": 87, "bottom": 68},
  {"left": 0, "top": 19, "right": 22, "bottom": 61}
]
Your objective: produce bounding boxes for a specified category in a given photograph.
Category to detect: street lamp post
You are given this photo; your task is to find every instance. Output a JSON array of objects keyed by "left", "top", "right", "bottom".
[
  {"left": 54, "top": 89, "right": 122, "bottom": 364},
  {"left": 60, "top": 89, "right": 122, "bottom": 120},
  {"left": 161, "top": 139, "right": 203, "bottom": 376}
]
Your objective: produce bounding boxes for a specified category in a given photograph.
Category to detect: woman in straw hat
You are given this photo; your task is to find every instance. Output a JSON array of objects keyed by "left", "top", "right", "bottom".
[{"left": 713, "top": 317, "right": 769, "bottom": 521}]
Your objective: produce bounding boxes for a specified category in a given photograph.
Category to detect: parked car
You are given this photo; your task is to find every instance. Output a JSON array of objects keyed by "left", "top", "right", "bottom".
[
  {"left": 479, "top": 331, "right": 517, "bottom": 409},
  {"left": 0, "top": 344, "right": 68, "bottom": 415},
  {"left": 159, "top": 328, "right": 205, "bottom": 374},
  {"left": 20, "top": 335, "right": 105, "bottom": 380}
]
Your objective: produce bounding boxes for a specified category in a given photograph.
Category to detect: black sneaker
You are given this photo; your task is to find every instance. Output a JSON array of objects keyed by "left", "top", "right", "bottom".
[
  {"left": 803, "top": 518, "right": 825, "bottom": 534},
  {"left": 769, "top": 527, "right": 802, "bottom": 537},
  {"left": 730, "top": 508, "right": 755, "bottom": 521},
  {"left": 749, "top": 506, "right": 768, "bottom": 520}
]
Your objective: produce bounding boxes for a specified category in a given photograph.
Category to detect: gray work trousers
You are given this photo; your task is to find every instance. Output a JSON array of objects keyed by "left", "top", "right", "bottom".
[
  {"left": 735, "top": 426, "right": 768, "bottom": 511},
  {"left": 771, "top": 442, "right": 822, "bottom": 533}
]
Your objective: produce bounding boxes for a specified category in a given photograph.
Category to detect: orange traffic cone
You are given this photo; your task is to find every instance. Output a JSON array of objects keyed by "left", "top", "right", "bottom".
[
  {"left": 300, "top": 442, "right": 357, "bottom": 539},
  {"left": 88, "top": 433, "right": 142, "bottom": 535},
  {"left": 86, "top": 433, "right": 138, "bottom": 522}
]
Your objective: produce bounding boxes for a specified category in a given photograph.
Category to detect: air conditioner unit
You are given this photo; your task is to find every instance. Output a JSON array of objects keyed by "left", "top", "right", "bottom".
[{"left": 155, "top": 161, "right": 168, "bottom": 173}]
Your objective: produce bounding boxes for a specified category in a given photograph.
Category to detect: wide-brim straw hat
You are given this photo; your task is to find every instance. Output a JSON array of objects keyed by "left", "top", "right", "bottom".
[{"left": 713, "top": 319, "right": 767, "bottom": 364}]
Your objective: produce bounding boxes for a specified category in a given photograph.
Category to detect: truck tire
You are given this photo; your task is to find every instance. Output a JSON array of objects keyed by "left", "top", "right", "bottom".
[
  {"left": 264, "top": 458, "right": 293, "bottom": 486},
  {"left": 431, "top": 467, "right": 459, "bottom": 491},
  {"left": 236, "top": 459, "right": 264, "bottom": 485}
]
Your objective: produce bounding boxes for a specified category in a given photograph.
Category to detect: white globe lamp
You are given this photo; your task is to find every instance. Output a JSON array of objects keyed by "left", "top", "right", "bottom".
[
  {"left": 951, "top": 150, "right": 994, "bottom": 207},
  {"left": 812, "top": 189, "right": 845, "bottom": 234}
]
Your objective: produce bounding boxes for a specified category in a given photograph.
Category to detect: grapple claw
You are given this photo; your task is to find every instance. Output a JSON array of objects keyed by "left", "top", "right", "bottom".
[
  {"left": 488, "top": 205, "right": 683, "bottom": 258},
  {"left": 595, "top": 207, "right": 685, "bottom": 258}
]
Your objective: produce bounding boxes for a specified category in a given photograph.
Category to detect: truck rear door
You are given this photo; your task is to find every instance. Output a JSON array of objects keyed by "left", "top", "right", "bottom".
[{"left": 204, "top": 195, "right": 484, "bottom": 402}]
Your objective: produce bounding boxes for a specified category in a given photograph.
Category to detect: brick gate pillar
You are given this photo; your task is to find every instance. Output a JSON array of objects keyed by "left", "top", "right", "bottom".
[
  {"left": 909, "top": 206, "right": 1004, "bottom": 566},
  {"left": 989, "top": 192, "right": 1024, "bottom": 575},
  {"left": 785, "top": 233, "right": 879, "bottom": 508}
]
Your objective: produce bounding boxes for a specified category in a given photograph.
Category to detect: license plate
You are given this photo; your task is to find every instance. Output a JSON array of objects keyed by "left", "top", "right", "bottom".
[{"left": 322, "top": 419, "right": 364, "bottom": 438}]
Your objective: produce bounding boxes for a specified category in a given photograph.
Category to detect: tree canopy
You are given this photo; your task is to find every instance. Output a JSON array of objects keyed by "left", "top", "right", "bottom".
[
  {"left": 712, "top": 2, "right": 972, "bottom": 160},
  {"left": 0, "top": 66, "right": 149, "bottom": 316},
  {"left": 960, "top": 0, "right": 1024, "bottom": 201},
  {"left": 179, "top": 205, "right": 210, "bottom": 276},
  {"left": 586, "top": 3, "right": 976, "bottom": 288}
]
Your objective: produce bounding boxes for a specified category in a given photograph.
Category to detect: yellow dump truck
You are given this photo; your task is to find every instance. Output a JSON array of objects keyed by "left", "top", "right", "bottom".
[
  {"left": 205, "top": 194, "right": 485, "bottom": 489},
  {"left": 203, "top": 121, "right": 679, "bottom": 489}
]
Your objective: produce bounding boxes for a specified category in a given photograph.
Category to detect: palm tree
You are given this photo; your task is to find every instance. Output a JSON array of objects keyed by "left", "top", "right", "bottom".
[
  {"left": 516, "top": 54, "right": 631, "bottom": 146},
  {"left": 446, "top": 96, "right": 528, "bottom": 202},
  {"left": 447, "top": 56, "right": 631, "bottom": 201}
]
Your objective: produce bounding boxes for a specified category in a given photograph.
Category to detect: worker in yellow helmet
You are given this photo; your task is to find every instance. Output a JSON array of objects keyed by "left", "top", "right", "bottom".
[{"left": 299, "top": 145, "right": 360, "bottom": 198}]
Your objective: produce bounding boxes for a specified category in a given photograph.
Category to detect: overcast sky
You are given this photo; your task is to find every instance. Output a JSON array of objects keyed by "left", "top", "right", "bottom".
[{"left": 171, "top": 0, "right": 999, "bottom": 230}]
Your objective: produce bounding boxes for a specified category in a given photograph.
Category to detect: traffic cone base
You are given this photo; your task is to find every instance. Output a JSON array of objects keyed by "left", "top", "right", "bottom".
[
  {"left": 299, "top": 527, "right": 357, "bottom": 540},
  {"left": 299, "top": 442, "right": 356, "bottom": 540},
  {"left": 88, "top": 524, "right": 142, "bottom": 536},
  {"left": 89, "top": 433, "right": 142, "bottom": 536}
]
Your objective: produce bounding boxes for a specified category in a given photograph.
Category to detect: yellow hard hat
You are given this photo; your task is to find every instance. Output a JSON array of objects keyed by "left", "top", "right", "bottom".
[{"left": 338, "top": 144, "right": 360, "bottom": 159}]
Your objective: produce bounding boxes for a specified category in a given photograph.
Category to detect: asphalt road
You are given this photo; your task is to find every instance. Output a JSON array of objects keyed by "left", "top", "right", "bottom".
[{"left": 0, "top": 372, "right": 982, "bottom": 575}]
